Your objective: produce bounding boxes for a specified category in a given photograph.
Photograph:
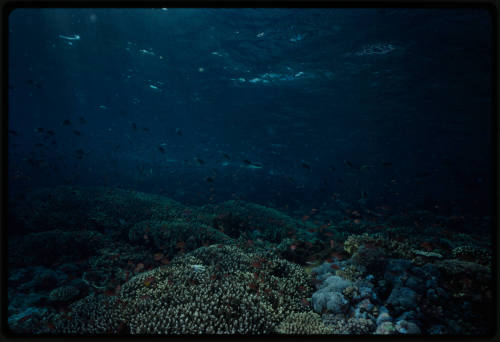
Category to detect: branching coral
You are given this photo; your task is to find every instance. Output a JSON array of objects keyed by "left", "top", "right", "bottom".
[
  {"left": 275, "top": 312, "right": 333, "bottom": 334},
  {"left": 50, "top": 245, "right": 314, "bottom": 334}
]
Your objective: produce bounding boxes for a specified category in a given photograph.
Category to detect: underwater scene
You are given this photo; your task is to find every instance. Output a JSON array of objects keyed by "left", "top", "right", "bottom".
[{"left": 6, "top": 7, "right": 494, "bottom": 336}]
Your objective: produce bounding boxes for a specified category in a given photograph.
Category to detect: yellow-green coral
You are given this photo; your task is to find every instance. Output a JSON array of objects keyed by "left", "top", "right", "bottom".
[
  {"left": 336, "top": 265, "right": 363, "bottom": 282},
  {"left": 275, "top": 312, "right": 333, "bottom": 334},
  {"left": 342, "top": 285, "right": 360, "bottom": 301},
  {"left": 344, "top": 233, "right": 413, "bottom": 259},
  {"left": 51, "top": 245, "right": 314, "bottom": 334},
  {"left": 452, "top": 246, "right": 491, "bottom": 266},
  {"left": 330, "top": 317, "right": 375, "bottom": 334}
]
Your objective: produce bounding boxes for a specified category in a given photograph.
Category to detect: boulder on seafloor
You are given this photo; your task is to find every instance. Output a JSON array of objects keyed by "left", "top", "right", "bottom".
[
  {"left": 404, "top": 275, "right": 426, "bottom": 294},
  {"left": 375, "top": 321, "right": 396, "bottom": 334},
  {"left": 395, "top": 320, "right": 421, "bottom": 334},
  {"left": 383, "top": 258, "right": 412, "bottom": 288},
  {"left": 427, "top": 324, "right": 448, "bottom": 334},
  {"left": 386, "top": 287, "right": 417, "bottom": 316},
  {"left": 312, "top": 291, "right": 349, "bottom": 314},
  {"left": 317, "top": 275, "right": 352, "bottom": 292},
  {"left": 376, "top": 309, "right": 392, "bottom": 326}
]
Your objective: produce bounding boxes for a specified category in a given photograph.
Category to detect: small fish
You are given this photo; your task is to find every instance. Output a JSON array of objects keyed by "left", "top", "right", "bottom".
[
  {"left": 175, "top": 128, "right": 182, "bottom": 136},
  {"left": 132, "top": 123, "right": 137, "bottom": 131},
  {"left": 223, "top": 153, "right": 231, "bottom": 160},
  {"left": 289, "top": 244, "right": 297, "bottom": 251},
  {"left": 142, "top": 127, "right": 150, "bottom": 132},
  {"left": 177, "top": 241, "right": 186, "bottom": 248},
  {"left": 301, "top": 162, "right": 311, "bottom": 170},
  {"left": 17, "top": 315, "right": 33, "bottom": 324},
  {"left": 351, "top": 210, "right": 361, "bottom": 217},
  {"left": 205, "top": 177, "right": 214, "bottom": 183},
  {"left": 34, "top": 127, "right": 44, "bottom": 133},
  {"left": 243, "top": 159, "right": 252, "bottom": 164},
  {"left": 158, "top": 146, "right": 165, "bottom": 153},
  {"left": 344, "top": 160, "right": 353, "bottom": 167},
  {"left": 247, "top": 163, "right": 262, "bottom": 169},
  {"left": 62, "top": 120, "right": 71, "bottom": 126},
  {"left": 59, "top": 34, "right": 80, "bottom": 41},
  {"left": 46, "top": 130, "right": 55, "bottom": 136},
  {"left": 79, "top": 117, "right": 86, "bottom": 124},
  {"left": 8, "top": 130, "right": 18, "bottom": 136},
  {"left": 134, "top": 263, "right": 145, "bottom": 272},
  {"left": 195, "top": 158, "right": 205, "bottom": 165},
  {"left": 73, "top": 130, "right": 81, "bottom": 136},
  {"left": 382, "top": 162, "right": 392, "bottom": 167}
]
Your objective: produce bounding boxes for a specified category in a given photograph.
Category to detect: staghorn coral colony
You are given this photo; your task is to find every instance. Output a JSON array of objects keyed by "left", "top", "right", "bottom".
[{"left": 7, "top": 186, "right": 493, "bottom": 335}]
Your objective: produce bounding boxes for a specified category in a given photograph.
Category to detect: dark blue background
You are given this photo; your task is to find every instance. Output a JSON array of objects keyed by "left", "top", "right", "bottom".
[{"left": 7, "top": 8, "right": 493, "bottom": 216}]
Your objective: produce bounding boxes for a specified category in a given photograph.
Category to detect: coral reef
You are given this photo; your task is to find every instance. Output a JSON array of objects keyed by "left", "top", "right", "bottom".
[{"left": 6, "top": 186, "right": 494, "bottom": 336}]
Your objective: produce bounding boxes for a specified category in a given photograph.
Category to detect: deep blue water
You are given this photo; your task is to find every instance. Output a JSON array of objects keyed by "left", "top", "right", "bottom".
[{"left": 8, "top": 8, "right": 493, "bottom": 216}]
